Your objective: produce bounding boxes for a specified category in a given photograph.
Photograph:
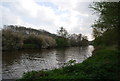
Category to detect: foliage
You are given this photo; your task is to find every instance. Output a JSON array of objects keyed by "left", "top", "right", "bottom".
[
  {"left": 68, "top": 34, "right": 88, "bottom": 46},
  {"left": 94, "top": 29, "right": 118, "bottom": 46},
  {"left": 2, "top": 29, "right": 23, "bottom": 50},
  {"left": 2, "top": 25, "right": 57, "bottom": 50},
  {"left": 22, "top": 44, "right": 39, "bottom": 49},
  {"left": 55, "top": 37, "right": 68, "bottom": 47},
  {"left": 57, "top": 27, "right": 89, "bottom": 47},
  {"left": 64, "top": 59, "right": 76, "bottom": 66},
  {"left": 39, "top": 35, "right": 56, "bottom": 48},
  {"left": 81, "top": 39, "right": 89, "bottom": 46},
  {"left": 23, "top": 35, "right": 56, "bottom": 49},
  {"left": 23, "top": 34, "right": 42, "bottom": 49},
  {"left": 57, "top": 27, "right": 68, "bottom": 38},
  {"left": 68, "top": 34, "right": 80, "bottom": 46},
  {"left": 2, "top": 25, "right": 89, "bottom": 50},
  {"left": 90, "top": 2, "right": 119, "bottom": 46}
]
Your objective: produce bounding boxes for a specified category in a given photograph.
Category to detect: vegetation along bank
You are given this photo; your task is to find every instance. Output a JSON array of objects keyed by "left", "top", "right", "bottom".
[{"left": 2, "top": 25, "right": 89, "bottom": 51}]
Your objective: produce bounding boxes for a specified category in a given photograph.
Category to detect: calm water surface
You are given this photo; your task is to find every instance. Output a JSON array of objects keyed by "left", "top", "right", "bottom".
[{"left": 2, "top": 45, "right": 94, "bottom": 79}]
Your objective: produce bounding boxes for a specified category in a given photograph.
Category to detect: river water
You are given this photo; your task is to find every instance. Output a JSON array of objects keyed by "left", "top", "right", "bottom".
[{"left": 2, "top": 45, "right": 94, "bottom": 79}]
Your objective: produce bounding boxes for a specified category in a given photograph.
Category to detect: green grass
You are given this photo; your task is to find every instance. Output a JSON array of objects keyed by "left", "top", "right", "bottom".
[{"left": 17, "top": 46, "right": 119, "bottom": 81}]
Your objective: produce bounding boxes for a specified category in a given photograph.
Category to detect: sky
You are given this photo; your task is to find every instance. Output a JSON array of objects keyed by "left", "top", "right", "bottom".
[{"left": 1, "top": 0, "right": 118, "bottom": 41}]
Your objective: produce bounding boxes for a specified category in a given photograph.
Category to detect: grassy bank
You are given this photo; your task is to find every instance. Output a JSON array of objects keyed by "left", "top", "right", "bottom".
[{"left": 18, "top": 46, "right": 119, "bottom": 81}]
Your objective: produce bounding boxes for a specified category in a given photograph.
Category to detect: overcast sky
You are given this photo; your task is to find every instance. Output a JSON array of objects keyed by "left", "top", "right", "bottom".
[{"left": 1, "top": 0, "right": 109, "bottom": 41}]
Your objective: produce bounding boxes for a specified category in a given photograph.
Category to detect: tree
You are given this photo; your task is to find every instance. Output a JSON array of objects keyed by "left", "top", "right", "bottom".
[
  {"left": 90, "top": 2, "right": 119, "bottom": 46},
  {"left": 56, "top": 27, "right": 69, "bottom": 47},
  {"left": 68, "top": 33, "right": 88, "bottom": 46},
  {"left": 56, "top": 37, "right": 68, "bottom": 47},
  {"left": 57, "top": 27, "right": 68, "bottom": 38},
  {"left": 69, "top": 34, "right": 78, "bottom": 46},
  {"left": 77, "top": 34, "right": 82, "bottom": 46},
  {"left": 81, "top": 35, "right": 89, "bottom": 46}
]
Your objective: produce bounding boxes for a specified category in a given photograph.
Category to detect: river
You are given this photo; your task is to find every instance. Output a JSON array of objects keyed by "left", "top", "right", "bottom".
[{"left": 2, "top": 45, "right": 94, "bottom": 79}]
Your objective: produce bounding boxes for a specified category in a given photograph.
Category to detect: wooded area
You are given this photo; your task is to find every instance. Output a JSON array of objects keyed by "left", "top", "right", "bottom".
[{"left": 2, "top": 25, "right": 89, "bottom": 51}]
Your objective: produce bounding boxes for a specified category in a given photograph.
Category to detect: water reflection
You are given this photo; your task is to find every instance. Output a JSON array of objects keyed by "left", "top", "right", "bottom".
[{"left": 2, "top": 45, "right": 94, "bottom": 79}]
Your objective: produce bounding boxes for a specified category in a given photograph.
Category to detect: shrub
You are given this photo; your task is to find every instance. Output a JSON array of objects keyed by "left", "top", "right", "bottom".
[
  {"left": 23, "top": 34, "right": 42, "bottom": 49},
  {"left": 56, "top": 38, "right": 68, "bottom": 47},
  {"left": 22, "top": 44, "right": 39, "bottom": 49},
  {"left": 39, "top": 35, "right": 56, "bottom": 48},
  {"left": 64, "top": 59, "right": 76, "bottom": 66},
  {"left": 2, "top": 29, "right": 23, "bottom": 50},
  {"left": 23, "top": 35, "right": 56, "bottom": 49}
]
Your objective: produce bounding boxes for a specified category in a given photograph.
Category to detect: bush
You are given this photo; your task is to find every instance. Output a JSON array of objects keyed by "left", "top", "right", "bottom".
[
  {"left": 56, "top": 38, "right": 68, "bottom": 47},
  {"left": 22, "top": 44, "right": 39, "bottom": 49},
  {"left": 23, "top": 34, "right": 56, "bottom": 49},
  {"left": 23, "top": 34, "right": 42, "bottom": 49},
  {"left": 2, "top": 29, "right": 23, "bottom": 50},
  {"left": 39, "top": 35, "right": 56, "bottom": 48}
]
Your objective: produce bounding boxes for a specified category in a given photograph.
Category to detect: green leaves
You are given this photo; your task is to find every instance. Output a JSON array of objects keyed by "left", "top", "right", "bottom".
[
  {"left": 64, "top": 59, "right": 76, "bottom": 66},
  {"left": 90, "top": 2, "right": 119, "bottom": 46}
]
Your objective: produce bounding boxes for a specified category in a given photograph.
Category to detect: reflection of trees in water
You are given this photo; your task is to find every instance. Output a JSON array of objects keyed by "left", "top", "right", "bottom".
[
  {"left": 3, "top": 50, "right": 43, "bottom": 79},
  {"left": 3, "top": 51, "right": 21, "bottom": 65},
  {"left": 2, "top": 50, "right": 43, "bottom": 65},
  {"left": 79, "top": 46, "right": 89, "bottom": 60},
  {"left": 38, "top": 49, "right": 57, "bottom": 70},
  {"left": 56, "top": 48, "right": 66, "bottom": 67}
]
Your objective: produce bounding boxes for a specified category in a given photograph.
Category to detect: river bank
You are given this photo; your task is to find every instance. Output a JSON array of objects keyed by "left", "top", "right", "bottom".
[{"left": 18, "top": 46, "right": 119, "bottom": 81}]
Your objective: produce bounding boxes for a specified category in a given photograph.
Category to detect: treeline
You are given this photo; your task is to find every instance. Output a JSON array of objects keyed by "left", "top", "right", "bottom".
[
  {"left": 2, "top": 25, "right": 89, "bottom": 51},
  {"left": 90, "top": 2, "right": 119, "bottom": 48},
  {"left": 56, "top": 27, "right": 89, "bottom": 47}
]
